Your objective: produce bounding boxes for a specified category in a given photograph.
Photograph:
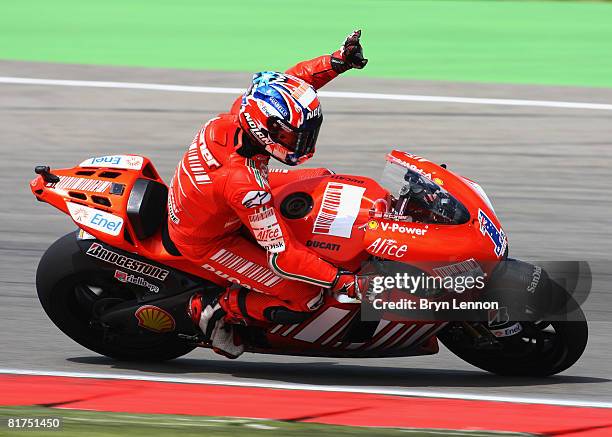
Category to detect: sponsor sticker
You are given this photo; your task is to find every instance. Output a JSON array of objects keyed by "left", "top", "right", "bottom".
[
  {"left": 401, "top": 152, "right": 427, "bottom": 162},
  {"left": 86, "top": 242, "right": 169, "bottom": 281},
  {"left": 390, "top": 157, "right": 433, "bottom": 180},
  {"left": 380, "top": 222, "right": 428, "bottom": 236},
  {"left": 306, "top": 240, "right": 341, "bottom": 251},
  {"left": 312, "top": 182, "right": 366, "bottom": 238},
  {"left": 242, "top": 190, "right": 272, "bottom": 208},
  {"left": 167, "top": 190, "right": 180, "bottom": 225},
  {"left": 114, "top": 270, "right": 160, "bottom": 293},
  {"left": 204, "top": 248, "right": 283, "bottom": 289},
  {"left": 134, "top": 305, "right": 175, "bottom": 333},
  {"left": 248, "top": 207, "right": 285, "bottom": 253},
  {"left": 367, "top": 237, "right": 408, "bottom": 259},
  {"left": 197, "top": 128, "right": 221, "bottom": 168},
  {"left": 79, "top": 155, "right": 144, "bottom": 170},
  {"left": 490, "top": 322, "right": 522, "bottom": 338},
  {"left": 432, "top": 259, "right": 486, "bottom": 294},
  {"left": 432, "top": 258, "right": 484, "bottom": 279},
  {"left": 66, "top": 202, "right": 123, "bottom": 236},
  {"left": 47, "top": 176, "right": 111, "bottom": 193},
  {"left": 306, "top": 105, "right": 321, "bottom": 120},
  {"left": 244, "top": 112, "right": 274, "bottom": 146},
  {"left": 527, "top": 265, "right": 542, "bottom": 294},
  {"left": 331, "top": 175, "right": 365, "bottom": 184},
  {"left": 389, "top": 154, "right": 435, "bottom": 180},
  {"left": 478, "top": 209, "right": 507, "bottom": 258},
  {"left": 269, "top": 96, "right": 288, "bottom": 117}
]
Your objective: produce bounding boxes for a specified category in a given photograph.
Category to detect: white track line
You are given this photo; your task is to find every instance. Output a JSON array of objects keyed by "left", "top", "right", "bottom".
[
  {"left": 1, "top": 76, "right": 612, "bottom": 111},
  {"left": 1, "top": 367, "right": 611, "bottom": 409}
]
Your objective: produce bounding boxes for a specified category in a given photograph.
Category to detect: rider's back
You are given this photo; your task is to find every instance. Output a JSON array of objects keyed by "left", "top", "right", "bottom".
[{"left": 167, "top": 113, "right": 264, "bottom": 257}]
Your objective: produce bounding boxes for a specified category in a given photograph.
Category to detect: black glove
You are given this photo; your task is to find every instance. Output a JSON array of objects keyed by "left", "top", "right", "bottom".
[{"left": 331, "top": 29, "right": 368, "bottom": 73}]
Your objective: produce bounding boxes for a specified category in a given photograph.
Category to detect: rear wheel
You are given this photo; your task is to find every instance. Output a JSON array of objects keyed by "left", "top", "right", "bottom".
[{"left": 36, "top": 232, "right": 196, "bottom": 361}]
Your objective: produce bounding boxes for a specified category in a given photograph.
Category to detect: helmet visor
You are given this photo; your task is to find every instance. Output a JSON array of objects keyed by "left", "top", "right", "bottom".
[{"left": 267, "top": 116, "right": 321, "bottom": 157}]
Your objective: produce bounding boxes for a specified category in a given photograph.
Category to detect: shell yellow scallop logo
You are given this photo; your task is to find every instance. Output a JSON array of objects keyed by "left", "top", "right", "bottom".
[
  {"left": 134, "top": 305, "right": 176, "bottom": 333},
  {"left": 367, "top": 220, "right": 379, "bottom": 230}
]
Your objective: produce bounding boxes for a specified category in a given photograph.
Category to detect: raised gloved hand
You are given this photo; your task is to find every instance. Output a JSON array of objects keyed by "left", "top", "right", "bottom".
[{"left": 331, "top": 29, "right": 368, "bottom": 73}]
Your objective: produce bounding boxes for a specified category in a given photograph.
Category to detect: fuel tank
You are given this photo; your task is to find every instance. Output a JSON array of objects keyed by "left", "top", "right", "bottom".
[{"left": 271, "top": 174, "right": 388, "bottom": 271}]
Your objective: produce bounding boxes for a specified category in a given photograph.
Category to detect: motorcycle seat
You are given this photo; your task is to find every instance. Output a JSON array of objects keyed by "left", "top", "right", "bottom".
[{"left": 127, "top": 178, "right": 168, "bottom": 241}]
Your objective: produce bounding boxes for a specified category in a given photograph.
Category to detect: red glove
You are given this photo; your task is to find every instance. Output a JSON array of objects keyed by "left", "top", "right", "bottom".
[
  {"left": 331, "top": 270, "right": 376, "bottom": 301},
  {"left": 331, "top": 271, "right": 358, "bottom": 297},
  {"left": 331, "top": 29, "right": 368, "bottom": 73}
]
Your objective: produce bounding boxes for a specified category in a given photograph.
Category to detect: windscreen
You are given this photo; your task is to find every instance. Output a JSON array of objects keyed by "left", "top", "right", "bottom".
[{"left": 378, "top": 160, "right": 470, "bottom": 224}]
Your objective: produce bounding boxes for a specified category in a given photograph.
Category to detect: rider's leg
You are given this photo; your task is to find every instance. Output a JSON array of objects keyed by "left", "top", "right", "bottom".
[
  {"left": 182, "top": 233, "right": 325, "bottom": 357},
  {"left": 196, "top": 233, "right": 325, "bottom": 320}
]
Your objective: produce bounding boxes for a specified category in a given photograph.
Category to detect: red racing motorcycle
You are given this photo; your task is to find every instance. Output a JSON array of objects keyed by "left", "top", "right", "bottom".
[{"left": 30, "top": 150, "right": 588, "bottom": 376}]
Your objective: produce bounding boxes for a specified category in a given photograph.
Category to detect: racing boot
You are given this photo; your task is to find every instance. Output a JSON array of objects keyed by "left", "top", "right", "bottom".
[{"left": 188, "top": 292, "right": 244, "bottom": 359}]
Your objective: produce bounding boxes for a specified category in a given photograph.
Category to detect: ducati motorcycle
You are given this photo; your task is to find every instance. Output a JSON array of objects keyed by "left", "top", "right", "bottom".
[{"left": 30, "top": 150, "right": 588, "bottom": 376}]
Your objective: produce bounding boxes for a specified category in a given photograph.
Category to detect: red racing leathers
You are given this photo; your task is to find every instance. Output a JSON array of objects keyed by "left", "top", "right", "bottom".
[{"left": 168, "top": 55, "right": 342, "bottom": 322}]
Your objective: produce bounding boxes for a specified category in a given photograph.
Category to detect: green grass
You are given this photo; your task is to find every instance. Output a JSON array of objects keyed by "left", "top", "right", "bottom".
[
  {"left": 1, "top": 1, "right": 612, "bottom": 87},
  {"left": 0, "top": 406, "right": 532, "bottom": 437}
]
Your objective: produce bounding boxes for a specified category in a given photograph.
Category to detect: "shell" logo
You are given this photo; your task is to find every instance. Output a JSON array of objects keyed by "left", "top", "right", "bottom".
[{"left": 134, "top": 305, "right": 176, "bottom": 333}]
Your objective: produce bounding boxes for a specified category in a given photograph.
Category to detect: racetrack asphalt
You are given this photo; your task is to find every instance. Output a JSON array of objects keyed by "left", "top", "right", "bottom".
[{"left": 1, "top": 60, "right": 611, "bottom": 403}]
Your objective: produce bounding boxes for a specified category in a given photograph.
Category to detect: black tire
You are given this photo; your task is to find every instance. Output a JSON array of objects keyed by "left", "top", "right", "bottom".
[
  {"left": 439, "top": 295, "right": 588, "bottom": 376},
  {"left": 36, "top": 232, "right": 196, "bottom": 361}
]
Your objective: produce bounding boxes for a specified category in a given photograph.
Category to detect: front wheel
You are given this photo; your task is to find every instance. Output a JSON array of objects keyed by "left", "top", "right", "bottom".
[
  {"left": 36, "top": 232, "right": 196, "bottom": 361},
  {"left": 439, "top": 258, "right": 589, "bottom": 376},
  {"left": 438, "top": 289, "right": 588, "bottom": 376},
  {"left": 439, "top": 318, "right": 587, "bottom": 376}
]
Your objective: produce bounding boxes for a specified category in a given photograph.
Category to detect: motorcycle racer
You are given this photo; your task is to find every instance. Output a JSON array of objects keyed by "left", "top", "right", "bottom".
[{"left": 168, "top": 30, "right": 368, "bottom": 358}]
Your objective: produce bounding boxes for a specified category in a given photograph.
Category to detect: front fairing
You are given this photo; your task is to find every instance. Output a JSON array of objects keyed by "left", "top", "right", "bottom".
[
  {"left": 270, "top": 150, "right": 507, "bottom": 276},
  {"left": 379, "top": 158, "right": 470, "bottom": 225},
  {"left": 363, "top": 151, "right": 508, "bottom": 276}
]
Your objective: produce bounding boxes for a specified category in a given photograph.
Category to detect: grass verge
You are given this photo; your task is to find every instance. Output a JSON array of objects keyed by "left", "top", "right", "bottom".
[
  {"left": 0, "top": 406, "right": 533, "bottom": 437},
  {"left": 1, "top": 1, "right": 612, "bottom": 87}
]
